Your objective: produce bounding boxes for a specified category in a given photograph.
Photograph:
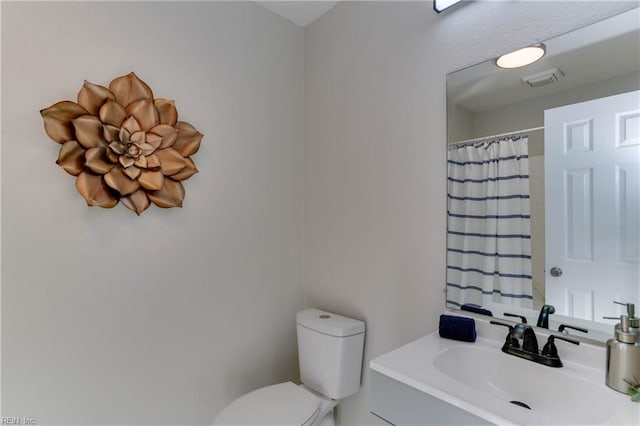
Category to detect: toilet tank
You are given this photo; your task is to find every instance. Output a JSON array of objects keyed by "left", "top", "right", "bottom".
[{"left": 296, "top": 309, "right": 365, "bottom": 400}]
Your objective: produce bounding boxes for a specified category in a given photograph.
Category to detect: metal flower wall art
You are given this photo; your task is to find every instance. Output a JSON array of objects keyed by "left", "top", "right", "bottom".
[{"left": 40, "top": 72, "right": 203, "bottom": 215}]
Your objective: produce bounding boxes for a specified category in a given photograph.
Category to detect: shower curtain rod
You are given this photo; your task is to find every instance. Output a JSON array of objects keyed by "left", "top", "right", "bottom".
[{"left": 449, "top": 126, "right": 544, "bottom": 148}]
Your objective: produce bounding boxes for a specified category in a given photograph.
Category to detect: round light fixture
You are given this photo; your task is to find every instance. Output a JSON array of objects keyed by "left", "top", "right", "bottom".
[{"left": 496, "top": 44, "right": 546, "bottom": 69}]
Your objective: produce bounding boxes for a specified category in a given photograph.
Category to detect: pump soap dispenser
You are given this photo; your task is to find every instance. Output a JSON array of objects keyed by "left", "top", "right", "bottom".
[
  {"left": 605, "top": 304, "right": 640, "bottom": 394},
  {"left": 612, "top": 301, "right": 640, "bottom": 339}
]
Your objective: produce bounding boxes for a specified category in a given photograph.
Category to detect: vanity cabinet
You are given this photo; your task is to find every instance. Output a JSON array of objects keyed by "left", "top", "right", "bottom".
[
  {"left": 369, "top": 371, "right": 490, "bottom": 425},
  {"left": 369, "top": 322, "right": 638, "bottom": 425}
]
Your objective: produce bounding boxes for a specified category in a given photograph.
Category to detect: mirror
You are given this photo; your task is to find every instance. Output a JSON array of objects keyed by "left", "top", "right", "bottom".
[{"left": 446, "top": 8, "right": 640, "bottom": 342}]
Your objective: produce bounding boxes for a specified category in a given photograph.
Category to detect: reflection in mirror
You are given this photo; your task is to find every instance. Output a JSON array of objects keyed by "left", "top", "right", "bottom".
[{"left": 446, "top": 8, "right": 640, "bottom": 342}]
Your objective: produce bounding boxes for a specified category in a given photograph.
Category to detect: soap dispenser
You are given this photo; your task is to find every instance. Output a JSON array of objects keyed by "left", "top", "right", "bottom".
[
  {"left": 612, "top": 301, "right": 640, "bottom": 339},
  {"left": 605, "top": 313, "right": 640, "bottom": 394}
]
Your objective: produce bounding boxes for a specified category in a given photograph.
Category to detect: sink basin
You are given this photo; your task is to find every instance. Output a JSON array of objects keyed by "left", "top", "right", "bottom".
[
  {"left": 433, "top": 344, "right": 617, "bottom": 425},
  {"left": 370, "top": 318, "right": 638, "bottom": 425}
]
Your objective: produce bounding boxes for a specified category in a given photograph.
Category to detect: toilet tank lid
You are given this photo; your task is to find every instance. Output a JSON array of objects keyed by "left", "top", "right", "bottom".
[{"left": 296, "top": 309, "right": 365, "bottom": 337}]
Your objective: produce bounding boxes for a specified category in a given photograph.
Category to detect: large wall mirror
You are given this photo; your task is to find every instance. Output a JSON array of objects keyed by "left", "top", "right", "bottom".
[{"left": 446, "top": 8, "right": 640, "bottom": 343}]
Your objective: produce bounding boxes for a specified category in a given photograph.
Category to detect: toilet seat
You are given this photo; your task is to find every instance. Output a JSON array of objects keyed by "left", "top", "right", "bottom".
[{"left": 214, "top": 382, "right": 321, "bottom": 426}]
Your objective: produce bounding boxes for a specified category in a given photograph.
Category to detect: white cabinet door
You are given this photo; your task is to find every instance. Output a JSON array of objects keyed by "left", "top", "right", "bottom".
[
  {"left": 370, "top": 371, "right": 491, "bottom": 425},
  {"left": 545, "top": 90, "right": 640, "bottom": 321}
]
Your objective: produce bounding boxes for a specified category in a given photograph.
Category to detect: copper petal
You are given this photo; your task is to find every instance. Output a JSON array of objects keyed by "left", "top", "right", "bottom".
[
  {"left": 73, "top": 115, "right": 106, "bottom": 148},
  {"left": 40, "top": 101, "right": 88, "bottom": 143},
  {"left": 170, "top": 157, "right": 198, "bottom": 181},
  {"left": 147, "top": 124, "right": 178, "bottom": 150},
  {"left": 139, "top": 143, "right": 155, "bottom": 157},
  {"left": 108, "top": 72, "right": 154, "bottom": 108},
  {"left": 131, "top": 132, "right": 146, "bottom": 144},
  {"left": 146, "top": 154, "right": 161, "bottom": 170},
  {"left": 104, "top": 167, "right": 140, "bottom": 196},
  {"left": 173, "top": 121, "right": 203, "bottom": 156},
  {"left": 154, "top": 99, "right": 178, "bottom": 126},
  {"left": 148, "top": 179, "right": 185, "bottom": 208},
  {"left": 77, "top": 80, "right": 115, "bottom": 115},
  {"left": 85, "top": 147, "right": 115, "bottom": 175},
  {"left": 109, "top": 141, "right": 126, "bottom": 155},
  {"left": 75, "top": 172, "right": 118, "bottom": 208},
  {"left": 106, "top": 149, "right": 119, "bottom": 163},
  {"left": 134, "top": 155, "right": 148, "bottom": 169},
  {"left": 126, "top": 99, "right": 159, "bottom": 132},
  {"left": 103, "top": 124, "right": 120, "bottom": 142},
  {"left": 121, "top": 115, "right": 142, "bottom": 135},
  {"left": 138, "top": 170, "right": 164, "bottom": 191},
  {"left": 56, "top": 141, "right": 85, "bottom": 176},
  {"left": 121, "top": 190, "right": 150, "bottom": 216},
  {"left": 99, "top": 100, "right": 127, "bottom": 127},
  {"left": 155, "top": 148, "right": 186, "bottom": 176},
  {"left": 123, "top": 165, "right": 141, "bottom": 180},
  {"left": 119, "top": 127, "right": 131, "bottom": 144},
  {"left": 119, "top": 156, "right": 135, "bottom": 169}
]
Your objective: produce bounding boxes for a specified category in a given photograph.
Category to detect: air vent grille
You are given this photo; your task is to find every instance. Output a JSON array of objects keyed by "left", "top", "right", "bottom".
[{"left": 522, "top": 67, "right": 564, "bottom": 88}]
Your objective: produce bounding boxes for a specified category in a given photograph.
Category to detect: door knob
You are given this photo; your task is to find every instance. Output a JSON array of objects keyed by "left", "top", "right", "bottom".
[{"left": 550, "top": 267, "right": 563, "bottom": 277}]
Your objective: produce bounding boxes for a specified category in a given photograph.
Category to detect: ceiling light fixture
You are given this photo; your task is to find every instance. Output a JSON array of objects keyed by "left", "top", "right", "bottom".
[
  {"left": 496, "top": 44, "right": 546, "bottom": 69},
  {"left": 433, "top": 0, "right": 463, "bottom": 13}
]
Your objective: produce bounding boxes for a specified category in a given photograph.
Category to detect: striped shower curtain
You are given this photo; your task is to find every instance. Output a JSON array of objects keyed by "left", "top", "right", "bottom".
[{"left": 446, "top": 136, "right": 533, "bottom": 309}]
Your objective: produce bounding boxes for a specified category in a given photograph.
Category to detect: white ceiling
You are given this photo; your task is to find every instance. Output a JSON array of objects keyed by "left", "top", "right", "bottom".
[{"left": 256, "top": 1, "right": 339, "bottom": 27}]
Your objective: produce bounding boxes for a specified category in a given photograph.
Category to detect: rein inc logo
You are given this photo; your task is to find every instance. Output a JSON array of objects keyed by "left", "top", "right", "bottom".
[{"left": 1, "top": 418, "right": 36, "bottom": 425}]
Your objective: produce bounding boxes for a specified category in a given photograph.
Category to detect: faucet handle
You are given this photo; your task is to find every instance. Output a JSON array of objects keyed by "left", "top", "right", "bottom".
[
  {"left": 542, "top": 335, "right": 580, "bottom": 358},
  {"left": 490, "top": 320, "right": 519, "bottom": 348},
  {"left": 493, "top": 321, "right": 538, "bottom": 352},
  {"left": 504, "top": 312, "right": 527, "bottom": 323},
  {"left": 558, "top": 324, "right": 588, "bottom": 334},
  {"left": 490, "top": 320, "right": 514, "bottom": 330}
]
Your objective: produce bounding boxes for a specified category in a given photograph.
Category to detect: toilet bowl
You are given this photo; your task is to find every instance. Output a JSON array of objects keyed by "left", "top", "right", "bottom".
[
  {"left": 213, "top": 309, "right": 366, "bottom": 426},
  {"left": 214, "top": 382, "right": 336, "bottom": 426}
]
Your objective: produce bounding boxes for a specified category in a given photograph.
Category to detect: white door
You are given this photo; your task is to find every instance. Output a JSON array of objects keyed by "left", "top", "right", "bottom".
[{"left": 545, "top": 90, "right": 640, "bottom": 321}]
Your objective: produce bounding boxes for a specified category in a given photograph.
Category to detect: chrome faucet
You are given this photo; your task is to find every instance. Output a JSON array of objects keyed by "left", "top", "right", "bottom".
[{"left": 490, "top": 320, "right": 579, "bottom": 367}]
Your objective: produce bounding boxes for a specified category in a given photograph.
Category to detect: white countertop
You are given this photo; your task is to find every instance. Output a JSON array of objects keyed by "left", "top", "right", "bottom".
[{"left": 370, "top": 314, "right": 640, "bottom": 425}]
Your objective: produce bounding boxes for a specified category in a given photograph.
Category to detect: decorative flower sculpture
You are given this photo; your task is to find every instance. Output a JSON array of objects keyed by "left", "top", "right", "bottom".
[{"left": 40, "top": 72, "right": 203, "bottom": 215}]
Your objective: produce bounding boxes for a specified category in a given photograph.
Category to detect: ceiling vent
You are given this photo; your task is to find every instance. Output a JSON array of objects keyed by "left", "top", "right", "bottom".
[{"left": 522, "top": 68, "right": 564, "bottom": 88}]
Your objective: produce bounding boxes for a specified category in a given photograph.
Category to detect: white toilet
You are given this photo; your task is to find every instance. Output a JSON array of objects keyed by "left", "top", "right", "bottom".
[{"left": 214, "top": 308, "right": 366, "bottom": 426}]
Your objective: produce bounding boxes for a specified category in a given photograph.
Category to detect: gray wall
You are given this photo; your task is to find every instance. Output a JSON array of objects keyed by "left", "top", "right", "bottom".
[
  {"left": 2, "top": 2, "right": 304, "bottom": 424},
  {"left": 303, "top": 2, "right": 636, "bottom": 424},
  {"left": 2, "top": 0, "right": 637, "bottom": 424}
]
